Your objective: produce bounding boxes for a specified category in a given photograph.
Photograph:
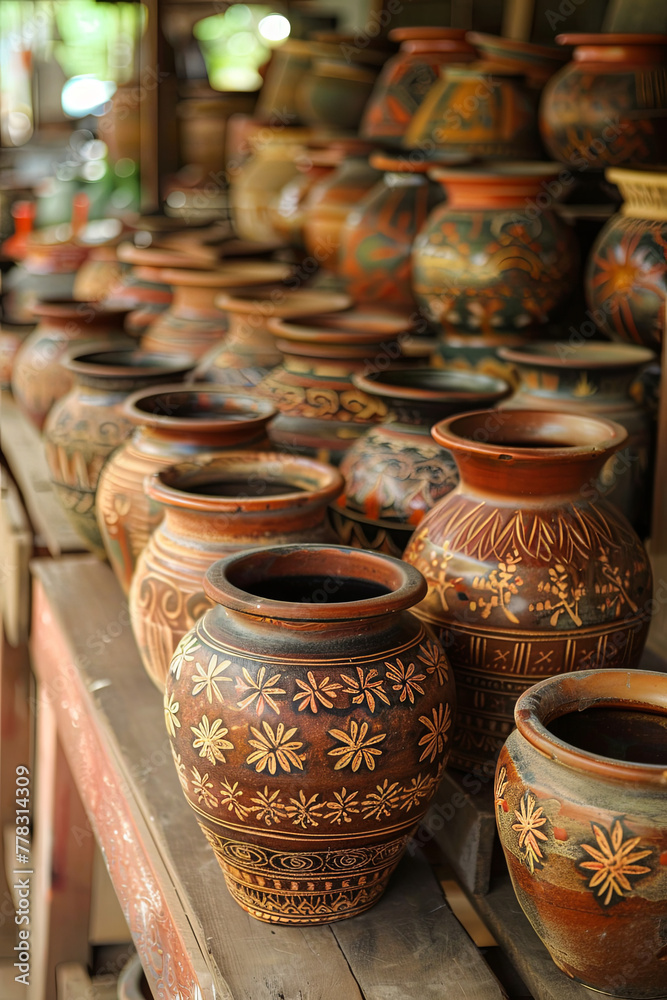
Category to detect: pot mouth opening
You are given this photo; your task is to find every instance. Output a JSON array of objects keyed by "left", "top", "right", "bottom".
[
  {"left": 355, "top": 367, "right": 510, "bottom": 401},
  {"left": 204, "top": 543, "right": 426, "bottom": 620},
  {"left": 514, "top": 670, "right": 667, "bottom": 782},
  {"left": 32, "top": 298, "right": 130, "bottom": 319},
  {"left": 268, "top": 308, "right": 413, "bottom": 342},
  {"left": 127, "top": 387, "right": 275, "bottom": 425},
  {"left": 65, "top": 347, "right": 195, "bottom": 376},
  {"left": 499, "top": 341, "right": 656, "bottom": 368}
]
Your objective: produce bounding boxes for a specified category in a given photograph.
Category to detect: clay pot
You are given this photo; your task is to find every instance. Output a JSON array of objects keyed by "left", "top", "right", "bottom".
[
  {"left": 43, "top": 347, "right": 195, "bottom": 557},
  {"left": 257, "top": 309, "right": 416, "bottom": 464},
  {"left": 403, "top": 409, "right": 652, "bottom": 772},
  {"left": 412, "top": 164, "right": 579, "bottom": 333},
  {"left": 431, "top": 330, "right": 528, "bottom": 387},
  {"left": 177, "top": 95, "right": 256, "bottom": 176},
  {"left": 11, "top": 300, "right": 132, "bottom": 430},
  {"left": 466, "top": 33, "right": 568, "bottom": 87},
  {"left": 496, "top": 668, "right": 667, "bottom": 997},
  {"left": 0, "top": 320, "right": 35, "bottom": 390},
  {"left": 360, "top": 28, "right": 476, "bottom": 147},
  {"left": 302, "top": 146, "right": 381, "bottom": 272},
  {"left": 338, "top": 153, "right": 446, "bottom": 309},
  {"left": 498, "top": 341, "right": 656, "bottom": 537},
  {"left": 404, "top": 64, "right": 542, "bottom": 159},
  {"left": 96, "top": 387, "right": 277, "bottom": 594},
  {"left": 196, "top": 289, "right": 352, "bottom": 389},
  {"left": 130, "top": 453, "right": 344, "bottom": 689},
  {"left": 332, "top": 369, "right": 512, "bottom": 557},
  {"left": 269, "top": 148, "right": 344, "bottom": 248},
  {"left": 297, "top": 60, "right": 378, "bottom": 131},
  {"left": 585, "top": 168, "right": 667, "bottom": 351},
  {"left": 141, "top": 262, "right": 293, "bottom": 359},
  {"left": 254, "top": 40, "right": 331, "bottom": 124},
  {"left": 164, "top": 543, "right": 455, "bottom": 924},
  {"left": 73, "top": 245, "right": 124, "bottom": 302},
  {"left": 540, "top": 34, "right": 667, "bottom": 170}
]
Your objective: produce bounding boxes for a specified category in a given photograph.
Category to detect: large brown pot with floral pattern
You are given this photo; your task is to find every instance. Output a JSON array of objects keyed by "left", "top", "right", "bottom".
[
  {"left": 43, "top": 347, "right": 195, "bottom": 557},
  {"left": 403, "top": 409, "right": 652, "bottom": 772},
  {"left": 540, "top": 34, "right": 667, "bottom": 171},
  {"left": 496, "top": 668, "right": 667, "bottom": 998},
  {"left": 257, "top": 309, "right": 416, "bottom": 463},
  {"left": 331, "top": 368, "right": 511, "bottom": 557},
  {"left": 412, "top": 164, "right": 579, "bottom": 333},
  {"left": 130, "top": 453, "right": 344, "bottom": 689},
  {"left": 164, "top": 543, "right": 456, "bottom": 924},
  {"left": 585, "top": 168, "right": 667, "bottom": 351},
  {"left": 96, "top": 388, "right": 276, "bottom": 594}
]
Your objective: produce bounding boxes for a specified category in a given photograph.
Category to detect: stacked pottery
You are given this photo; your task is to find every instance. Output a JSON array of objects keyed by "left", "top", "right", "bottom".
[
  {"left": 257, "top": 309, "right": 417, "bottom": 464},
  {"left": 43, "top": 347, "right": 195, "bottom": 557},
  {"left": 360, "top": 28, "right": 476, "bottom": 147},
  {"left": 540, "top": 34, "right": 667, "bottom": 170},
  {"left": 130, "top": 452, "right": 344, "bottom": 689},
  {"left": 338, "top": 153, "right": 447, "bottom": 310},
  {"left": 269, "top": 148, "right": 345, "bottom": 248},
  {"left": 496, "top": 669, "right": 667, "bottom": 997},
  {"left": 141, "top": 262, "right": 293, "bottom": 359},
  {"left": 96, "top": 387, "right": 277, "bottom": 593},
  {"left": 11, "top": 300, "right": 132, "bottom": 430},
  {"left": 105, "top": 243, "right": 182, "bottom": 334},
  {"left": 412, "top": 164, "right": 579, "bottom": 332},
  {"left": 196, "top": 289, "right": 352, "bottom": 389},
  {"left": 586, "top": 168, "right": 667, "bottom": 351},
  {"left": 466, "top": 33, "right": 568, "bottom": 87},
  {"left": 403, "top": 409, "right": 652, "bottom": 772},
  {"left": 164, "top": 544, "right": 456, "bottom": 923},
  {"left": 498, "top": 341, "right": 655, "bottom": 537},
  {"left": 331, "top": 369, "right": 511, "bottom": 557}
]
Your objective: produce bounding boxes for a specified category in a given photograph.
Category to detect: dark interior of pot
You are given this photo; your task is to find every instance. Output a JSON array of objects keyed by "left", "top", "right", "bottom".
[
  {"left": 188, "top": 477, "right": 306, "bottom": 497},
  {"left": 365, "top": 368, "right": 507, "bottom": 395},
  {"left": 547, "top": 706, "right": 667, "bottom": 765},
  {"left": 233, "top": 574, "right": 391, "bottom": 604},
  {"left": 72, "top": 350, "right": 186, "bottom": 370},
  {"left": 135, "top": 390, "right": 260, "bottom": 420},
  {"left": 447, "top": 410, "right": 617, "bottom": 449}
]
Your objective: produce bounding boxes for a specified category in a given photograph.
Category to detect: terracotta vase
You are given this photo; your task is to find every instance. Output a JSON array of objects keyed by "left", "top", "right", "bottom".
[
  {"left": 496, "top": 668, "right": 667, "bottom": 997},
  {"left": 164, "top": 543, "right": 456, "bottom": 924},
  {"left": 96, "top": 388, "right": 277, "bottom": 594},
  {"left": 431, "top": 330, "right": 528, "bottom": 387},
  {"left": 338, "top": 153, "right": 446, "bottom": 309},
  {"left": 585, "top": 168, "right": 667, "bottom": 351},
  {"left": 43, "top": 347, "right": 195, "bottom": 557},
  {"left": 269, "top": 148, "right": 343, "bottom": 248},
  {"left": 412, "top": 164, "right": 579, "bottom": 333},
  {"left": 297, "top": 60, "right": 378, "bottom": 131},
  {"left": 360, "top": 28, "right": 476, "bottom": 147},
  {"left": 257, "top": 309, "right": 416, "bottom": 464},
  {"left": 466, "top": 33, "right": 568, "bottom": 87},
  {"left": 403, "top": 409, "right": 652, "bottom": 772},
  {"left": 11, "top": 300, "right": 132, "bottom": 430},
  {"left": 0, "top": 320, "right": 35, "bottom": 390},
  {"left": 141, "top": 262, "right": 292, "bottom": 359},
  {"left": 130, "top": 453, "right": 344, "bottom": 689},
  {"left": 498, "top": 341, "right": 655, "bottom": 537},
  {"left": 196, "top": 289, "right": 352, "bottom": 389},
  {"left": 73, "top": 245, "right": 124, "bottom": 302},
  {"left": 404, "top": 64, "right": 542, "bottom": 159},
  {"left": 540, "top": 34, "right": 667, "bottom": 170},
  {"left": 302, "top": 145, "right": 381, "bottom": 272},
  {"left": 332, "top": 368, "right": 512, "bottom": 557}
]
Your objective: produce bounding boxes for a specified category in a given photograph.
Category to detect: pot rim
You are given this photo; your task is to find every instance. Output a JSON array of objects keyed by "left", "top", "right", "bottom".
[
  {"left": 123, "top": 384, "right": 277, "bottom": 430},
  {"left": 116, "top": 242, "right": 217, "bottom": 269},
  {"left": 148, "top": 452, "right": 344, "bottom": 512},
  {"left": 159, "top": 261, "right": 293, "bottom": 288},
  {"left": 431, "top": 408, "right": 628, "bottom": 459},
  {"left": 352, "top": 367, "right": 512, "bottom": 403},
  {"left": 267, "top": 308, "right": 413, "bottom": 344},
  {"left": 214, "top": 288, "right": 352, "bottom": 317},
  {"left": 606, "top": 166, "right": 667, "bottom": 187},
  {"left": 32, "top": 299, "right": 131, "bottom": 322},
  {"left": 204, "top": 542, "right": 427, "bottom": 620},
  {"left": 513, "top": 669, "right": 667, "bottom": 785},
  {"left": 498, "top": 341, "right": 656, "bottom": 369},
  {"left": 466, "top": 31, "right": 569, "bottom": 61},
  {"left": 63, "top": 345, "right": 196, "bottom": 380},
  {"left": 430, "top": 161, "right": 563, "bottom": 182},
  {"left": 555, "top": 32, "right": 667, "bottom": 46},
  {"left": 389, "top": 27, "right": 469, "bottom": 42}
]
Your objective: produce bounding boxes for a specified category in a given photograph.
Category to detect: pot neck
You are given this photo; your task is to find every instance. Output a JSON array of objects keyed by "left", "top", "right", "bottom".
[
  {"left": 432, "top": 172, "right": 562, "bottom": 210},
  {"left": 571, "top": 43, "right": 667, "bottom": 65},
  {"left": 171, "top": 284, "right": 223, "bottom": 316}
]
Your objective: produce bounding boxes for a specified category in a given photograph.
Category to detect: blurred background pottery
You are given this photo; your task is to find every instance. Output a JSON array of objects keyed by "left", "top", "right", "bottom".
[
  {"left": 268, "top": 147, "right": 344, "bottom": 248},
  {"left": 0, "top": 320, "right": 35, "bottom": 390},
  {"left": 332, "top": 368, "right": 511, "bottom": 556},
  {"left": 97, "top": 387, "right": 276, "bottom": 594},
  {"left": 164, "top": 544, "right": 456, "bottom": 923},
  {"left": 466, "top": 33, "right": 569, "bottom": 87},
  {"left": 496, "top": 669, "right": 667, "bottom": 997},
  {"left": 403, "top": 409, "right": 652, "bottom": 772},
  {"left": 297, "top": 60, "right": 378, "bottom": 131},
  {"left": 586, "top": 167, "right": 667, "bottom": 351},
  {"left": 540, "top": 34, "right": 667, "bottom": 170},
  {"left": 412, "top": 164, "right": 579, "bottom": 333},
  {"left": 130, "top": 453, "right": 344, "bottom": 689},
  {"left": 431, "top": 330, "right": 529, "bottom": 387},
  {"left": 43, "top": 347, "right": 195, "bottom": 557}
]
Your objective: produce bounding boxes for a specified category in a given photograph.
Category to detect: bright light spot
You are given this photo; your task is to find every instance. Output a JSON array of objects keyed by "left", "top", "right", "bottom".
[
  {"left": 225, "top": 4, "right": 252, "bottom": 29},
  {"left": 114, "top": 158, "right": 136, "bottom": 178},
  {"left": 82, "top": 160, "right": 106, "bottom": 181},
  {"left": 83, "top": 218, "right": 122, "bottom": 242},
  {"left": 209, "top": 66, "right": 262, "bottom": 91},
  {"left": 54, "top": 223, "right": 71, "bottom": 242},
  {"left": 134, "top": 231, "right": 153, "bottom": 248},
  {"left": 258, "top": 13, "right": 290, "bottom": 42},
  {"left": 82, "top": 139, "right": 107, "bottom": 160},
  {"left": 7, "top": 111, "right": 33, "bottom": 146},
  {"left": 55, "top": 162, "right": 77, "bottom": 182},
  {"left": 194, "top": 15, "right": 226, "bottom": 41},
  {"left": 61, "top": 77, "right": 116, "bottom": 118},
  {"left": 227, "top": 31, "right": 257, "bottom": 56},
  {"left": 166, "top": 191, "right": 187, "bottom": 209}
]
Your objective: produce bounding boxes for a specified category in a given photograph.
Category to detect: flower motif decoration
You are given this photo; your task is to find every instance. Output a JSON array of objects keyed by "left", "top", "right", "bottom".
[
  {"left": 512, "top": 791, "right": 549, "bottom": 873},
  {"left": 236, "top": 665, "right": 286, "bottom": 715},
  {"left": 170, "top": 634, "right": 201, "bottom": 681},
  {"left": 191, "top": 654, "right": 232, "bottom": 704},
  {"left": 190, "top": 767, "right": 218, "bottom": 808},
  {"left": 219, "top": 778, "right": 249, "bottom": 820},
  {"left": 399, "top": 772, "right": 435, "bottom": 812},
  {"left": 285, "top": 791, "right": 323, "bottom": 829},
  {"left": 579, "top": 820, "right": 652, "bottom": 907},
  {"left": 385, "top": 658, "right": 426, "bottom": 704},
  {"left": 328, "top": 720, "right": 387, "bottom": 772},
  {"left": 324, "top": 788, "right": 360, "bottom": 825},
  {"left": 418, "top": 703, "right": 452, "bottom": 763},
  {"left": 164, "top": 691, "right": 181, "bottom": 738},
  {"left": 494, "top": 765, "right": 509, "bottom": 813},
  {"left": 249, "top": 786, "right": 287, "bottom": 825},
  {"left": 362, "top": 780, "right": 400, "bottom": 820},
  {"left": 293, "top": 671, "right": 341, "bottom": 713},
  {"left": 191, "top": 716, "right": 234, "bottom": 765},
  {"left": 416, "top": 640, "right": 450, "bottom": 685},
  {"left": 246, "top": 721, "right": 305, "bottom": 775},
  {"left": 340, "top": 666, "right": 390, "bottom": 713}
]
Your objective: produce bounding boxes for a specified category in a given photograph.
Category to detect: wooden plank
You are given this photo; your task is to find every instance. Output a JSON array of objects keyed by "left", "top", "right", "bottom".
[
  {"left": 502, "top": 0, "right": 534, "bottom": 40},
  {"left": 473, "top": 874, "right": 597, "bottom": 1000},
  {"left": 0, "top": 473, "right": 31, "bottom": 646},
  {"left": 0, "top": 391, "right": 84, "bottom": 557},
  {"left": 331, "top": 851, "right": 505, "bottom": 1000}
]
